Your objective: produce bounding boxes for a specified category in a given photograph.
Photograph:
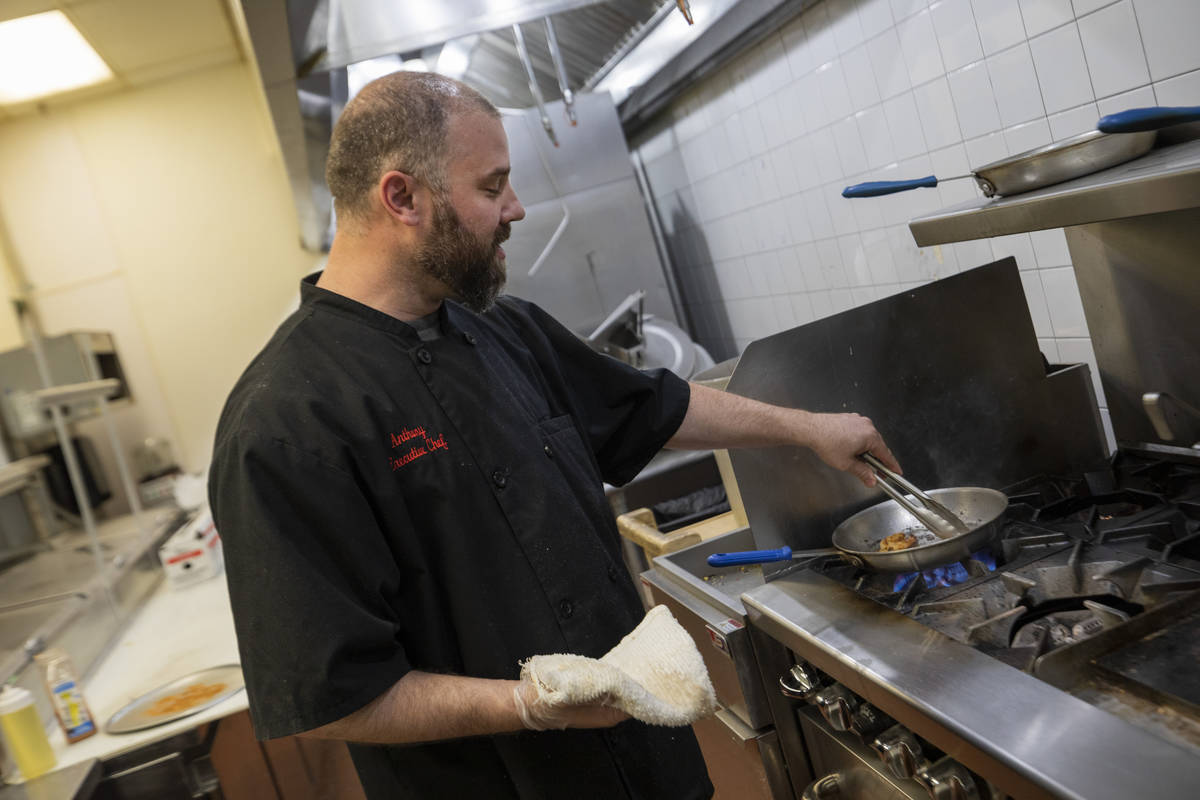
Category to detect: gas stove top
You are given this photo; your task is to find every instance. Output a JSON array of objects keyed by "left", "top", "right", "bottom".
[{"left": 808, "top": 452, "right": 1200, "bottom": 754}]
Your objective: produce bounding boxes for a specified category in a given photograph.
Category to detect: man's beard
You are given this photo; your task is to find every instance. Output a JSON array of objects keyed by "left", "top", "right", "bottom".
[{"left": 416, "top": 197, "right": 510, "bottom": 313}]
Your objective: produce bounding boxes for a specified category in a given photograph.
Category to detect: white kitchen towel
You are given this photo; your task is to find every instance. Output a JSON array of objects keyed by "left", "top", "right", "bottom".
[{"left": 519, "top": 605, "right": 717, "bottom": 726}]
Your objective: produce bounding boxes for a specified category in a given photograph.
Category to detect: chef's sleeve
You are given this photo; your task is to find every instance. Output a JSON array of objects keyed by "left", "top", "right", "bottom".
[
  {"left": 209, "top": 432, "right": 412, "bottom": 740},
  {"left": 512, "top": 298, "right": 692, "bottom": 486}
]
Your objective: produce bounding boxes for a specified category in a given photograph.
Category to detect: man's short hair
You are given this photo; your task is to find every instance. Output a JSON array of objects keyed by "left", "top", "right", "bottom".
[{"left": 325, "top": 72, "right": 499, "bottom": 222}]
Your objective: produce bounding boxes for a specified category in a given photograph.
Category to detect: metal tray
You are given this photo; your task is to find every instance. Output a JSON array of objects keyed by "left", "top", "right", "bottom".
[{"left": 106, "top": 664, "right": 244, "bottom": 734}]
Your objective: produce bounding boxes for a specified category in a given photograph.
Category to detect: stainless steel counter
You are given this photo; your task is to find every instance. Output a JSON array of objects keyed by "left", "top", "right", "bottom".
[{"left": 743, "top": 571, "right": 1200, "bottom": 800}]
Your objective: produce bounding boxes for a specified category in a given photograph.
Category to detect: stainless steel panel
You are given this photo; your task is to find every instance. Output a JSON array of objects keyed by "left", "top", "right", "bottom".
[
  {"left": 316, "top": 0, "right": 608, "bottom": 71},
  {"left": 725, "top": 259, "right": 1108, "bottom": 567},
  {"left": 798, "top": 709, "right": 923, "bottom": 800},
  {"left": 643, "top": 560, "right": 772, "bottom": 729},
  {"left": 692, "top": 710, "right": 790, "bottom": 800},
  {"left": 500, "top": 96, "right": 679, "bottom": 331},
  {"left": 506, "top": 94, "right": 645, "bottom": 202},
  {"left": 744, "top": 571, "right": 1200, "bottom": 800},
  {"left": 749, "top": 625, "right": 812, "bottom": 800},
  {"left": 1063, "top": 208, "right": 1200, "bottom": 453},
  {"left": 908, "top": 137, "right": 1200, "bottom": 246}
]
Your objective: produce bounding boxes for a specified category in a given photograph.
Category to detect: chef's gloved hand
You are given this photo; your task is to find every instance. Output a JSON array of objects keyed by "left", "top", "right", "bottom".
[{"left": 513, "top": 675, "right": 629, "bottom": 731}]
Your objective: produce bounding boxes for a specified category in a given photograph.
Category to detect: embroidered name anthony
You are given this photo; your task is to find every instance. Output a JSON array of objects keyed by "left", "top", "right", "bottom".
[
  {"left": 390, "top": 426, "right": 427, "bottom": 447},
  {"left": 388, "top": 429, "right": 449, "bottom": 471}
]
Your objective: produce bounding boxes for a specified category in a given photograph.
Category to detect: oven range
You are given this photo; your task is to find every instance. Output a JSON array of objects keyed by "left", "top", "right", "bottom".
[{"left": 742, "top": 452, "right": 1200, "bottom": 799}]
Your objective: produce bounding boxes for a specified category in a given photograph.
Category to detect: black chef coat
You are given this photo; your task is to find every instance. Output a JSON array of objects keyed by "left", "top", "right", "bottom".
[{"left": 208, "top": 274, "right": 713, "bottom": 799}]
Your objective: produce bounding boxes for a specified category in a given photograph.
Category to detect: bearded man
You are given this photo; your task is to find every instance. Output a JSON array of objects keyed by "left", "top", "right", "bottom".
[{"left": 209, "top": 71, "right": 899, "bottom": 799}]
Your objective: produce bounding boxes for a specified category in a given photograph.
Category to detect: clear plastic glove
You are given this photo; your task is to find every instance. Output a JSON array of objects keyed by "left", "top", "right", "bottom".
[{"left": 513, "top": 675, "right": 629, "bottom": 731}]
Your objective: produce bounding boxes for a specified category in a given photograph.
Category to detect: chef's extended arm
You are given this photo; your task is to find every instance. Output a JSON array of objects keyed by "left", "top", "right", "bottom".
[
  {"left": 298, "top": 670, "right": 625, "bottom": 744},
  {"left": 667, "top": 382, "right": 901, "bottom": 488}
]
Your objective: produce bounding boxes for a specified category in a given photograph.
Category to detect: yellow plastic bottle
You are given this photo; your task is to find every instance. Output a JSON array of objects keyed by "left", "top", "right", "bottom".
[{"left": 0, "top": 685, "right": 57, "bottom": 780}]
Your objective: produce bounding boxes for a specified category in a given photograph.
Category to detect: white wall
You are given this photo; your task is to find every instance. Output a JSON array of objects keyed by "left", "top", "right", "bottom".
[
  {"left": 0, "top": 62, "right": 321, "bottom": 486},
  {"left": 633, "top": 0, "right": 1200, "bottom": 450}
]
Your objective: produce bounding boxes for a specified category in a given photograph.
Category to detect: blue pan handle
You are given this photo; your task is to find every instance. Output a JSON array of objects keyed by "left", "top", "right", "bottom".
[
  {"left": 842, "top": 176, "right": 939, "bottom": 198},
  {"left": 1097, "top": 106, "right": 1200, "bottom": 133},
  {"left": 707, "top": 546, "right": 793, "bottom": 566}
]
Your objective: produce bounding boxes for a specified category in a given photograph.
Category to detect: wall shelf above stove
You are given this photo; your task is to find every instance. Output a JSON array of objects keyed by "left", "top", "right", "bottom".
[{"left": 908, "top": 137, "right": 1200, "bottom": 246}]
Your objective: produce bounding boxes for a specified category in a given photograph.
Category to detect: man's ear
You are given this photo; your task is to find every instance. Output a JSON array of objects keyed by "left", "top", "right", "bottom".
[{"left": 379, "top": 171, "right": 422, "bottom": 225}]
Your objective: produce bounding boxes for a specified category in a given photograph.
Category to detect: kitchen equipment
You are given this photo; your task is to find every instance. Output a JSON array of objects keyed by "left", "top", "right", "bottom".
[
  {"left": 859, "top": 453, "right": 969, "bottom": 538},
  {"left": 708, "top": 484, "right": 1008, "bottom": 573},
  {"left": 640, "top": 526, "right": 791, "bottom": 799},
  {"left": 747, "top": 457, "right": 1200, "bottom": 800},
  {"left": 106, "top": 665, "right": 243, "bottom": 734},
  {"left": 158, "top": 509, "right": 222, "bottom": 589},
  {"left": 0, "top": 456, "right": 54, "bottom": 568},
  {"left": 1097, "top": 105, "right": 1200, "bottom": 133},
  {"left": 843, "top": 128, "right": 1157, "bottom": 198},
  {"left": 0, "top": 332, "right": 128, "bottom": 440}
]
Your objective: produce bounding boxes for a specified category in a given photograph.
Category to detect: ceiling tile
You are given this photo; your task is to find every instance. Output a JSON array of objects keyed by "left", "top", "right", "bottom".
[
  {"left": 67, "top": 0, "right": 234, "bottom": 74},
  {"left": 0, "top": 2, "right": 56, "bottom": 24}
]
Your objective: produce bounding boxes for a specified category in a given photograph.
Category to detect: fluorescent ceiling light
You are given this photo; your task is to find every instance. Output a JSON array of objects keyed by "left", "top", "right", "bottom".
[
  {"left": 436, "top": 36, "right": 478, "bottom": 80},
  {"left": 0, "top": 10, "right": 113, "bottom": 104},
  {"left": 595, "top": 0, "right": 739, "bottom": 104},
  {"left": 347, "top": 54, "right": 404, "bottom": 98}
]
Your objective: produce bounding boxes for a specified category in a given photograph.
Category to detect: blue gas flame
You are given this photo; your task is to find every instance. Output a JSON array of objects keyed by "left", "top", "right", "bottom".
[{"left": 893, "top": 549, "right": 996, "bottom": 593}]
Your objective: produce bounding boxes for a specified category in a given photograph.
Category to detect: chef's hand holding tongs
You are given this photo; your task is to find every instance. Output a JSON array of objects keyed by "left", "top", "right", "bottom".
[
  {"left": 860, "top": 453, "right": 970, "bottom": 539},
  {"left": 807, "top": 413, "right": 902, "bottom": 489}
]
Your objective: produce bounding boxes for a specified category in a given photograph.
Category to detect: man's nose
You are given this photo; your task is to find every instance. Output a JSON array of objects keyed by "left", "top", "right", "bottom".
[{"left": 503, "top": 186, "right": 525, "bottom": 223}]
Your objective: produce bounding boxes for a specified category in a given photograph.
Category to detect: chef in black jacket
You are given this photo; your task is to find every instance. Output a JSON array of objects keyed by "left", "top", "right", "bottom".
[{"left": 209, "top": 71, "right": 900, "bottom": 799}]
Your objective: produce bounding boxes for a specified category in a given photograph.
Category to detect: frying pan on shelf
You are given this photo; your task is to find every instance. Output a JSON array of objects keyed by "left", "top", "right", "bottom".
[{"left": 841, "top": 105, "right": 1200, "bottom": 200}]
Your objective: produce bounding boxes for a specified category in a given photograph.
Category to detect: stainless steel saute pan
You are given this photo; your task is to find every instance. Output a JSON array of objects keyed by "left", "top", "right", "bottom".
[{"left": 708, "top": 459, "right": 1009, "bottom": 574}]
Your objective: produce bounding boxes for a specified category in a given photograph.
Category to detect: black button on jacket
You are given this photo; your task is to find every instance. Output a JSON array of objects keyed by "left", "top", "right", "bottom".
[{"left": 209, "top": 275, "right": 711, "bottom": 799}]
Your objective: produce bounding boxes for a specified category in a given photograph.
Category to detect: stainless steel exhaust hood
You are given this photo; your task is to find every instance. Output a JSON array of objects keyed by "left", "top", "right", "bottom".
[{"left": 240, "top": 0, "right": 669, "bottom": 251}]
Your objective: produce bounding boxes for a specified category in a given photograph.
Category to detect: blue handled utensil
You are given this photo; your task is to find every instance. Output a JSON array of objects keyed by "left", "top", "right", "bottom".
[
  {"left": 1097, "top": 105, "right": 1200, "bottom": 133},
  {"left": 841, "top": 175, "right": 973, "bottom": 198},
  {"left": 707, "top": 546, "right": 837, "bottom": 567}
]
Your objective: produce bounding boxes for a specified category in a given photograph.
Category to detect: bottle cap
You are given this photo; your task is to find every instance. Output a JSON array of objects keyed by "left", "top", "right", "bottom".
[
  {"left": 33, "top": 647, "right": 65, "bottom": 665},
  {"left": 0, "top": 685, "right": 34, "bottom": 715}
]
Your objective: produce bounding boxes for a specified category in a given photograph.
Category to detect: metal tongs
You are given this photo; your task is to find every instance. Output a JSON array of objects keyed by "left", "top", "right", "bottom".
[{"left": 861, "top": 453, "right": 971, "bottom": 539}]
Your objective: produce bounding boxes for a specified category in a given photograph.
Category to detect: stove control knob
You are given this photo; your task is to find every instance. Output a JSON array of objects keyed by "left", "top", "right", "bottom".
[
  {"left": 813, "top": 685, "right": 857, "bottom": 732},
  {"left": 779, "top": 663, "right": 821, "bottom": 702},
  {"left": 849, "top": 702, "right": 894, "bottom": 741},
  {"left": 801, "top": 773, "right": 842, "bottom": 800},
  {"left": 871, "top": 724, "right": 924, "bottom": 779},
  {"left": 916, "top": 756, "right": 980, "bottom": 800}
]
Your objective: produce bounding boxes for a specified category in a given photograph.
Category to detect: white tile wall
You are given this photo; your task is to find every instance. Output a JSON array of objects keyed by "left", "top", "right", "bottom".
[
  {"left": 633, "top": 0, "right": 1200, "bottom": 428},
  {"left": 973, "top": 0, "right": 1026, "bottom": 55},
  {"left": 1029, "top": 24, "right": 1094, "bottom": 113},
  {"left": 1077, "top": 1, "right": 1149, "bottom": 98}
]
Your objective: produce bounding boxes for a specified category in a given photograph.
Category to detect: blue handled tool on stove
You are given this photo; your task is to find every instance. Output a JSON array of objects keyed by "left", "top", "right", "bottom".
[{"left": 707, "top": 545, "right": 838, "bottom": 567}]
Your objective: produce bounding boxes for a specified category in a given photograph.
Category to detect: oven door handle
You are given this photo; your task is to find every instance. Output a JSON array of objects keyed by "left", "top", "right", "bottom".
[{"left": 801, "top": 772, "right": 843, "bottom": 800}]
